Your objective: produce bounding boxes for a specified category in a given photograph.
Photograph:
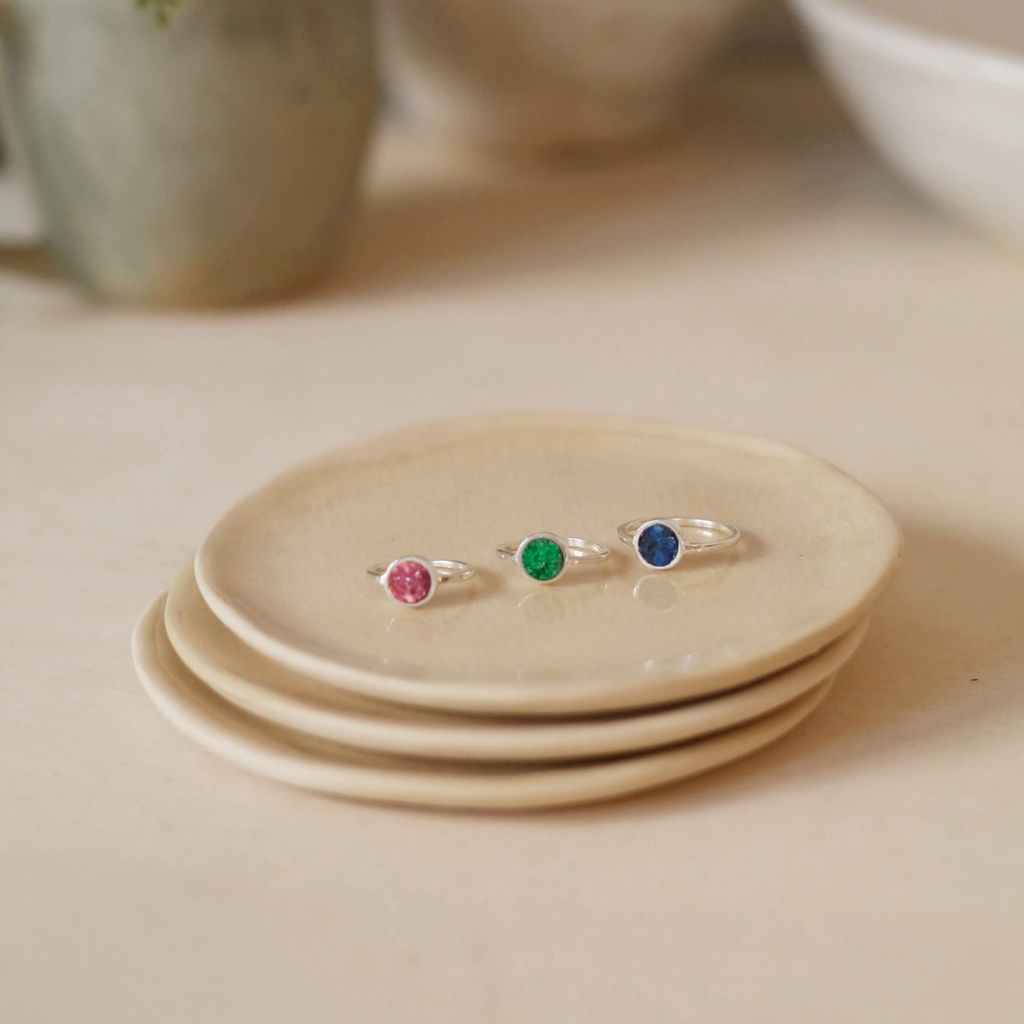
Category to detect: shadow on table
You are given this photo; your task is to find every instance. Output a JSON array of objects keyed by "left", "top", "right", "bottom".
[
  {"left": 563, "top": 519, "right": 1024, "bottom": 821},
  {"left": 336, "top": 64, "right": 931, "bottom": 299}
]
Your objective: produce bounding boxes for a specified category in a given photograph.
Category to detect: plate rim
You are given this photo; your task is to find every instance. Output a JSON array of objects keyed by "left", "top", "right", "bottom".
[
  {"left": 135, "top": 594, "right": 836, "bottom": 812},
  {"left": 169, "top": 560, "right": 868, "bottom": 761},
  {"left": 194, "top": 413, "right": 902, "bottom": 714}
]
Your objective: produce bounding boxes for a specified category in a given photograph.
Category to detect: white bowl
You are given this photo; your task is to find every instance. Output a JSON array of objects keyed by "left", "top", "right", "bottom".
[
  {"left": 790, "top": 0, "right": 1024, "bottom": 245},
  {"left": 382, "top": 0, "right": 752, "bottom": 154}
]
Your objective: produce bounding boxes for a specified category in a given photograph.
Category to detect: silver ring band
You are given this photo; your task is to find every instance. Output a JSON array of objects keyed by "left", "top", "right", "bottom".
[
  {"left": 496, "top": 537, "right": 608, "bottom": 564},
  {"left": 497, "top": 533, "right": 609, "bottom": 584},
  {"left": 618, "top": 517, "right": 740, "bottom": 571},
  {"left": 617, "top": 518, "right": 740, "bottom": 550},
  {"left": 367, "top": 558, "right": 476, "bottom": 583},
  {"left": 369, "top": 556, "right": 476, "bottom": 607}
]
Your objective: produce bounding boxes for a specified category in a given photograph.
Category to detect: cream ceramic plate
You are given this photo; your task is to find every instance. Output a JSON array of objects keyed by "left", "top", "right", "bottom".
[
  {"left": 195, "top": 414, "right": 901, "bottom": 715},
  {"left": 135, "top": 595, "right": 836, "bottom": 811},
  {"left": 166, "top": 561, "right": 868, "bottom": 762}
]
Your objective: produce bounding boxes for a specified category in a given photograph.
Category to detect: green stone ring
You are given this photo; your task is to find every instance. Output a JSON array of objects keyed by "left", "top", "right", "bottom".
[{"left": 497, "top": 532, "right": 609, "bottom": 584}]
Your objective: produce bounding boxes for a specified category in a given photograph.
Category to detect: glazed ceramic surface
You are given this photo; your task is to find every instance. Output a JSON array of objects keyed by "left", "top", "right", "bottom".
[
  {"left": 136, "top": 595, "right": 835, "bottom": 811},
  {"left": 195, "top": 414, "right": 902, "bottom": 715},
  {"left": 0, "top": 0, "right": 376, "bottom": 304},
  {"left": 790, "top": 0, "right": 1024, "bottom": 246},
  {"left": 166, "top": 561, "right": 869, "bottom": 762},
  {"left": 382, "top": 0, "right": 750, "bottom": 152}
]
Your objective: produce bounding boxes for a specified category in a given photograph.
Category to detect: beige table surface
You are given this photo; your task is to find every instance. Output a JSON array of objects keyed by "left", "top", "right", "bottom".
[{"left": 2, "top": 61, "right": 1023, "bottom": 1023}]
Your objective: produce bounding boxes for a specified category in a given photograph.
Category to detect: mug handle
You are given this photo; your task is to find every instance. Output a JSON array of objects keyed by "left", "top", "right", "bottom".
[{"left": 0, "top": 1, "right": 57, "bottom": 281}]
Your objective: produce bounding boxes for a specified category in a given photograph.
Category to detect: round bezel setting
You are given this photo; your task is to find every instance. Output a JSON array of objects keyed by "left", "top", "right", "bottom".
[
  {"left": 633, "top": 519, "right": 684, "bottom": 571},
  {"left": 516, "top": 533, "right": 569, "bottom": 584},
  {"left": 382, "top": 556, "right": 439, "bottom": 607}
]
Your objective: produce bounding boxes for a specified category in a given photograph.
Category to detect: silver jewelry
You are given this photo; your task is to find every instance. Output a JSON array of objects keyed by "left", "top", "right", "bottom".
[
  {"left": 497, "top": 532, "right": 609, "bottom": 584},
  {"left": 618, "top": 518, "right": 741, "bottom": 570},
  {"left": 368, "top": 556, "right": 476, "bottom": 608}
]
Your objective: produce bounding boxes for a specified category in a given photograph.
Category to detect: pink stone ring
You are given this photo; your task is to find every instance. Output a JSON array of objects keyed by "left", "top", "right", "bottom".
[{"left": 368, "top": 556, "right": 476, "bottom": 608}]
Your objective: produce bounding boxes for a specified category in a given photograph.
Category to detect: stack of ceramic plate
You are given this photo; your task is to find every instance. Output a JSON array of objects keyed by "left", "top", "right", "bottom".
[{"left": 133, "top": 415, "right": 902, "bottom": 811}]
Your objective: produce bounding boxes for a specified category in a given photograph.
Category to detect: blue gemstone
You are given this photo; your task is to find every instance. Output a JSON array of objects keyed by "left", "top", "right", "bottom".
[{"left": 637, "top": 523, "right": 680, "bottom": 568}]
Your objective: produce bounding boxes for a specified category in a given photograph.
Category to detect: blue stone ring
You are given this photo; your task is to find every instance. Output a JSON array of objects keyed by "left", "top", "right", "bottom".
[{"left": 618, "top": 518, "right": 741, "bottom": 571}]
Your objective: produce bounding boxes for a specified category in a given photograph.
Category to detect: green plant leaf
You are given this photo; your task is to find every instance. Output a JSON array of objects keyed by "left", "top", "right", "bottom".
[{"left": 135, "top": 0, "right": 180, "bottom": 27}]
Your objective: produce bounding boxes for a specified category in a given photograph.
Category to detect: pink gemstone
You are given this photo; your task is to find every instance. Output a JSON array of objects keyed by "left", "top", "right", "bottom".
[{"left": 386, "top": 560, "right": 433, "bottom": 605}]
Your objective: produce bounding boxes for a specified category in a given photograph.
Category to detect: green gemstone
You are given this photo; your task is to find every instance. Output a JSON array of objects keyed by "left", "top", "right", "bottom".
[{"left": 521, "top": 537, "right": 565, "bottom": 581}]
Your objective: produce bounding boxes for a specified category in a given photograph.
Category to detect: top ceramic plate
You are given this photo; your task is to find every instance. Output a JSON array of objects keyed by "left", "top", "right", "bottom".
[
  {"left": 196, "top": 414, "right": 901, "bottom": 715},
  {"left": 166, "top": 560, "right": 868, "bottom": 761}
]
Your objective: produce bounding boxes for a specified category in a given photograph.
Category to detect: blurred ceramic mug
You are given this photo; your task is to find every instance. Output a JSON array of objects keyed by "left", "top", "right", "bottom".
[
  {"left": 382, "top": 0, "right": 751, "bottom": 154},
  {"left": 0, "top": 0, "right": 376, "bottom": 305}
]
